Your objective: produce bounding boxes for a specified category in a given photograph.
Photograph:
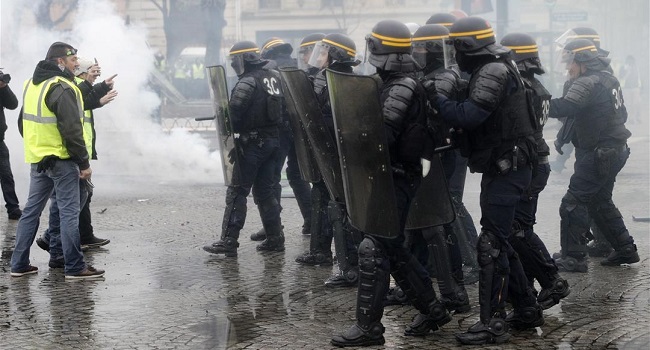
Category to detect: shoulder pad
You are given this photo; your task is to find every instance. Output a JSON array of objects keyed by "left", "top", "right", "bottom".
[
  {"left": 564, "top": 75, "right": 596, "bottom": 106},
  {"left": 469, "top": 62, "right": 508, "bottom": 111},
  {"left": 434, "top": 70, "right": 458, "bottom": 98},
  {"left": 383, "top": 76, "right": 417, "bottom": 122}
]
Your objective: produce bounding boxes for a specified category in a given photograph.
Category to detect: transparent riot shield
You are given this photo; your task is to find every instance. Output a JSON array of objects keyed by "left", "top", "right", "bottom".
[
  {"left": 278, "top": 68, "right": 345, "bottom": 201},
  {"left": 406, "top": 154, "right": 455, "bottom": 229},
  {"left": 326, "top": 69, "right": 400, "bottom": 238},
  {"left": 279, "top": 73, "right": 321, "bottom": 183},
  {"left": 206, "top": 65, "right": 239, "bottom": 186}
]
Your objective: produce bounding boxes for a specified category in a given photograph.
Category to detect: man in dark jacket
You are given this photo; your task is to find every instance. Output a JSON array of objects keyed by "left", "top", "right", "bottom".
[
  {"left": 0, "top": 69, "right": 21, "bottom": 220},
  {"left": 10, "top": 41, "right": 103, "bottom": 279}
]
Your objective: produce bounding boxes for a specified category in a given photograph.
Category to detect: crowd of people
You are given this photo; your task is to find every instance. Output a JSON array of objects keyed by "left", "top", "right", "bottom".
[
  {"left": 4, "top": 10, "right": 641, "bottom": 348},
  {"left": 201, "top": 12, "right": 640, "bottom": 347}
]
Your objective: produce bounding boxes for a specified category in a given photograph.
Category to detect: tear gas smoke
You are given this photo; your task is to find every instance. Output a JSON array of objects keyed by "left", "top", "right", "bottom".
[{"left": 0, "top": 0, "right": 220, "bottom": 198}]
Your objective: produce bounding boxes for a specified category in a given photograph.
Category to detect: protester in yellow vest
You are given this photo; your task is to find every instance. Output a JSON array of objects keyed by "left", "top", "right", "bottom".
[
  {"left": 10, "top": 42, "right": 104, "bottom": 280},
  {"left": 35, "top": 56, "right": 118, "bottom": 255}
]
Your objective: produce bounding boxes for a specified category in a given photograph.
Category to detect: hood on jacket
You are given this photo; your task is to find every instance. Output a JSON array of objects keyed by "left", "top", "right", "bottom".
[{"left": 31, "top": 60, "right": 75, "bottom": 85}]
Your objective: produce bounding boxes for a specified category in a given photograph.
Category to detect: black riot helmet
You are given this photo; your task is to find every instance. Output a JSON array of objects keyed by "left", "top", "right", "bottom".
[
  {"left": 556, "top": 27, "right": 609, "bottom": 57},
  {"left": 448, "top": 17, "right": 509, "bottom": 57},
  {"left": 411, "top": 24, "right": 454, "bottom": 72},
  {"left": 228, "top": 40, "right": 264, "bottom": 75},
  {"left": 308, "top": 33, "right": 359, "bottom": 68},
  {"left": 365, "top": 19, "right": 418, "bottom": 72},
  {"left": 260, "top": 37, "right": 293, "bottom": 59},
  {"left": 500, "top": 32, "right": 545, "bottom": 75},
  {"left": 425, "top": 13, "right": 457, "bottom": 28},
  {"left": 298, "top": 33, "right": 326, "bottom": 69},
  {"left": 560, "top": 38, "right": 599, "bottom": 64}
]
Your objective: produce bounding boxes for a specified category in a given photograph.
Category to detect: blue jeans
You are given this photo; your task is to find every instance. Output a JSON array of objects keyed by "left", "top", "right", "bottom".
[
  {"left": 10, "top": 160, "right": 85, "bottom": 274},
  {"left": 43, "top": 181, "right": 89, "bottom": 262}
]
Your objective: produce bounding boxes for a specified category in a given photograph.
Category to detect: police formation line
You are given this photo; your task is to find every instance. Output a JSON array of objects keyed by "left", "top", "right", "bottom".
[
  {"left": 8, "top": 12, "right": 640, "bottom": 348},
  {"left": 202, "top": 13, "right": 639, "bottom": 347}
]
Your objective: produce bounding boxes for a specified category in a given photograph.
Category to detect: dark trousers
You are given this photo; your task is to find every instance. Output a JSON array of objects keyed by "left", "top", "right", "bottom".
[
  {"left": 274, "top": 128, "right": 312, "bottom": 223},
  {"left": 0, "top": 141, "right": 19, "bottom": 213},
  {"left": 79, "top": 190, "right": 94, "bottom": 242},
  {"left": 479, "top": 167, "right": 533, "bottom": 311}
]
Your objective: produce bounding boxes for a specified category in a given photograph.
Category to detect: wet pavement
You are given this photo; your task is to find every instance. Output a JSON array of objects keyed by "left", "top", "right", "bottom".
[{"left": 0, "top": 135, "right": 648, "bottom": 349}]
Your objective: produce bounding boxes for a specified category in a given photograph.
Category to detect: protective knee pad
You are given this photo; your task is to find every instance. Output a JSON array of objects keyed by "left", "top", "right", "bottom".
[
  {"left": 508, "top": 229, "right": 557, "bottom": 288},
  {"left": 356, "top": 236, "right": 390, "bottom": 327}
]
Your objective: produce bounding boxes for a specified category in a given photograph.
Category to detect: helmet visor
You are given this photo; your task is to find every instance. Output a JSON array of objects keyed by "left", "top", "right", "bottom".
[
  {"left": 307, "top": 41, "right": 330, "bottom": 69},
  {"left": 555, "top": 29, "right": 602, "bottom": 48},
  {"left": 297, "top": 44, "right": 315, "bottom": 70},
  {"left": 553, "top": 46, "right": 577, "bottom": 76},
  {"left": 228, "top": 54, "right": 245, "bottom": 75}
]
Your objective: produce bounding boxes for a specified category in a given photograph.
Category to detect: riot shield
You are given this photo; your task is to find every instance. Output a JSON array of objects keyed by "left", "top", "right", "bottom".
[
  {"left": 278, "top": 68, "right": 344, "bottom": 201},
  {"left": 279, "top": 71, "right": 321, "bottom": 183},
  {"left": 326, "top": 69, "right": 400, "bottom": 238},
  {"left": 206, "top": 65, "right": 239, "bottom": 186},
  {"left": 406, "top": 154, "right": 455, "bottom": 229}
]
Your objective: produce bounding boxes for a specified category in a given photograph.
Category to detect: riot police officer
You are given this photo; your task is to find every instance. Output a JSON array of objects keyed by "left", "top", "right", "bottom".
[
  {"left": 500, "top": 32, "right": 570, "bottom": 309},
  {"left": 297, "top": 33, "right": 326, "bottom": 77},
  {"left": 331, "top": 20, "right": 451, "bottom": 347},
  {"left": 553, "top": 27, "right": 616, "bottom": 260},
  {"left": 421, "top": 14, "right": 480, "bottom": 284},
  {"left": 249, "top": 37, "right": 313, "bottom": 241},
  {"left": 434, "top": 17, "right": 544, "bottom": 345},
  {"left": 299, "top": 33, "right": 362, "bottom": 287},
  {"left": 409, "top": 23, "right": 471, "bottom": 313},
  {"left": 550, "top": 38, "right": 639, "bottom": 272},
  {"left": 203, "top": 41, "right": 285, "bottom": 256}
]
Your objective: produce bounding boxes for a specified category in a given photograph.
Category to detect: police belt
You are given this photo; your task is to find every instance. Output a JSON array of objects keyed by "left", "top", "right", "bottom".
[{"left": 240, "top": 126, "right": 278, "bottom": 140}]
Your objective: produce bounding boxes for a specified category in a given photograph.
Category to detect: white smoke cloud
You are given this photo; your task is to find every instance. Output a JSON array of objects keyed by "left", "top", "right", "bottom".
[{"left": 0, "top": 0, "right": 221, "bottom": 197}]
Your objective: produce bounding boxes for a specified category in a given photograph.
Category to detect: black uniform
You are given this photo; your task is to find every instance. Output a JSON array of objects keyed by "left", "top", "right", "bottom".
[
  {"left": 204, "top": 57, "right": 285, "bottom": 256},
  {"left": 331, "top": 19, "right": 451, "bottom": 348},
  {"left": 549, "top": 53, "right": 638, "bottom": 270},
  {"left": 436, "top": 17, "right": 543, "bottom": 346},
  {"left": 0, "top": 82, "right": 21, "bottom": 219}
]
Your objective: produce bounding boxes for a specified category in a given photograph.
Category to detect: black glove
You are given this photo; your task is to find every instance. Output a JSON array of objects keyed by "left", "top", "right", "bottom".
[
  {"left": 227, "top": 148, "right": 237, "bottom": 164},
  {"left": 422, "top": 80, "right": 437, "bottom": 101}
]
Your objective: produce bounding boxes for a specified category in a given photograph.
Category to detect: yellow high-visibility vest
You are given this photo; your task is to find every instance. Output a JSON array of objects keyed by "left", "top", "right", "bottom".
[
  {"left": 192, "top": 63, "right": 205, "bottom": 79},
  {"left": 75, "top": 76, "right": 94, "bottom": 155},
  {"left": 22, "top": 76, "right": 88, "bottom": 163}
]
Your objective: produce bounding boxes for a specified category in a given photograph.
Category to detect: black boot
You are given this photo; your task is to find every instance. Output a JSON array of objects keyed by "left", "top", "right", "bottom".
[
  {"left": 250, "top": 228, "right": 266, "bottom": 241},
  {"left": 203, "top": 237, "right": 239, "bottom": 257},
  {"left": 383, "top": 285, "right": 410, "bottom": 306},
  {"left": 331, "top": 237, "right": 389, "bottom": 347},
  {"left": 325, "top": 267, "right": 358, "bottom": 288},
  {"left": 601, "top": 243, "right": 640, "bottom": 266},
  {"left": 295, "top": 251, "right": 333, "bottom": 266},
  {"left": 555, "top": 255, "right": 588, "bottom": 272},
  {"left": 456, "top": 318, "right": 510, "bottom": 345},
  {"left": 257, "top": 224, "right": 285, "bottom": 252},
  {"left": 537, "top": 277, "right": 570, "bottom": 309},
  {"left": 404, "top": 300, "right": 452, "bottom": 336},
  {"left": 331, "top": 323, "right": 385, "bottom": 347},
  {"left": 505, "top": 304, "right": 545, "bottom": 330}
]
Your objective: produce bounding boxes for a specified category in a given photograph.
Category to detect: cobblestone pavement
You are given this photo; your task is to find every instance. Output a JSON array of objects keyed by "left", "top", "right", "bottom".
[{"left": 0, "top": 135, "right": 648, "bottom": 350}]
